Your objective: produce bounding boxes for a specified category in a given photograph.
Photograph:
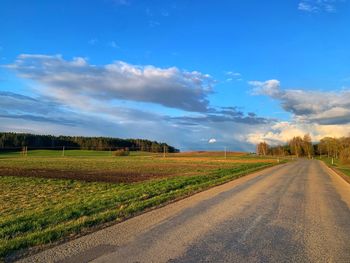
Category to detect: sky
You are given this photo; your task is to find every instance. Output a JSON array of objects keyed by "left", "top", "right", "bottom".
[{"left": 1, "top": 0, "right": 350, "bottom": 151}]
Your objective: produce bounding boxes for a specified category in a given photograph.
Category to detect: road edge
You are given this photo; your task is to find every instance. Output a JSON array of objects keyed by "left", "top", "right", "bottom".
[{"left": 319, "top": 160, "right": 350, "bottom": 185}]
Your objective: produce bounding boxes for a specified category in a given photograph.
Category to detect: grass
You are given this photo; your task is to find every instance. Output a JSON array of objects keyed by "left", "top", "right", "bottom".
[
  {"left": 0, "top": 149, "right": 159, "bottom": 158},
  {"left": 320, "top": 157, "right": 350, "bottom": 178},
  {"left": 0, "top": 151, "right": 283, "bottom": 260}
]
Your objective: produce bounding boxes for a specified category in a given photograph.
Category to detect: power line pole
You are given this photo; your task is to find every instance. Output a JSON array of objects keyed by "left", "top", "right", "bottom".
[
  {"left": 224, "top": 146, "right": 227, "bottom": 159},
  {"left": 62, "top": 146, "right": 65, "bottom": 157}
]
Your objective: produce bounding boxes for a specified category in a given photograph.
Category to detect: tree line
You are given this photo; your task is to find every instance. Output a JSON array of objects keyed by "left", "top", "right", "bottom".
[
  {"left": 256, "top": 134, "right": 350, "bottom": 164},
  {"left": 0, "top": 132, "right": 180, "bottom": 153}
]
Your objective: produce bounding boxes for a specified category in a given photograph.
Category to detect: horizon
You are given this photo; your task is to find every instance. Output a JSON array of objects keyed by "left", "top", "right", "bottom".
[{"left": 1, "top": 0, "right": 350, "bottom": 151}]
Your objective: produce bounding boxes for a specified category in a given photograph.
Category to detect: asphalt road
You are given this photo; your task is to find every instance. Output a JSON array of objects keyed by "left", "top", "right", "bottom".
[{"left": 19, "top": 159, "right": 350, "bottom": 263}]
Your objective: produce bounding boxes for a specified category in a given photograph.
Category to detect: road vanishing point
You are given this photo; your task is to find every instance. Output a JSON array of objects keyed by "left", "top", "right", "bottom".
[{"left": 19, "top": 159, "right": 350, "bottom": 263}]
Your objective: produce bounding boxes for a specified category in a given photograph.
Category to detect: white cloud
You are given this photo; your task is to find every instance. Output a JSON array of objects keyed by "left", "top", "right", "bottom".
[
  {"left": 208, "top": 138, "right": 217, "bottom": 144},
  {"left": 298, "top": 0, "right": 342, "bottom": 13},
  {"left": 246, "top": 79, "right": 350, "bottom": 145},
  {"left": 226, "top": 71, "right": 242, "bottom": 82},
  {"left": 249, "top": 79, "right": 350, "bottom": 125},
  {"left": 249, "top": 79, "right": 281, "bottom": 97},
  {"left": 3, "top": 54, "right": 274, "bottom": 151},
  {"left": 246, "top": 121, "right": 350, "bottom": 145},
  {"left": 7, "top": 54, "right": 214, "bottom": 112},
  {"left": 0, "top": 91, "right": 267, "bottom": 151},
  {"left": 298, "top": 2, "right": 318, "bottom": 12}
]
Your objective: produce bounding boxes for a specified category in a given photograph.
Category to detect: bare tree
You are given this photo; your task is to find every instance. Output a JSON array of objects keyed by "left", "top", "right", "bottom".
[
  {"left": 302, "top": 134, "right": 313, "bottom": 159},
  {"left": 289, "top": 136, "right": 303, "bottom": 158},
  {"left": 256, "top": 142, "right": 269, "bottom": 156}
]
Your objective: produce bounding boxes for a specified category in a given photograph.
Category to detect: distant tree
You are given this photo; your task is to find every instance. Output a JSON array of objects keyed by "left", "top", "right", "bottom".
[
  {"left": 289, "top": 136, "right": 303, "bottom": 158},
  {"left": 340, "top": 148, "right": 350, "bottom": 164},
  {"left": 302, "top": 134, "right": 313, "bottom": 158},
  {"left": 256, "top": 142, "right": 269, "bottom": 156},
  {"left": 0, "top": 132, "right": 179, "bottom": 153}
]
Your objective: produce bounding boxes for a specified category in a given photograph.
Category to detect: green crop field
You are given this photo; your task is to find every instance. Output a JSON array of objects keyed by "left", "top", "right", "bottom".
[{"left": 0, "top": 150, "right": 283, "bottom": 260}]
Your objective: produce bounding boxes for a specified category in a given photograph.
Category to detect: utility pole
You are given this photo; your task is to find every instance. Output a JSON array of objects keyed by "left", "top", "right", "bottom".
[
  {"left": 62, "top": 146, "right": 65, "bottom": 157},
  {"left": 163, "top": 145, "right": 166, "bottom": 158},
  {"left": 224, "top": 146, "right": 227, "bottom": 159}
]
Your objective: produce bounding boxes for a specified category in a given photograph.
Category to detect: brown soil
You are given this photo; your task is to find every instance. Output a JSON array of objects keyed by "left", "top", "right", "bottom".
[{"left": 0, "top": 167, "right": 172, "bottom": 183}]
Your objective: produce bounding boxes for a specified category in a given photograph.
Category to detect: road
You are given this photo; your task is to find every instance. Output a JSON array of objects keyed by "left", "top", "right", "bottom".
[{"left": 19, "top": 160, "right": 350, "bottom": 263}]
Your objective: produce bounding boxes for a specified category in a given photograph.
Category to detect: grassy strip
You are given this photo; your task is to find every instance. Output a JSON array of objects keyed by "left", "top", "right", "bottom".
[
  {"left": 319, "top": 157, "right": 350, "bottom": 183},
  {"left": 0, "top": 162, "right": 276, "bottom": 259}
]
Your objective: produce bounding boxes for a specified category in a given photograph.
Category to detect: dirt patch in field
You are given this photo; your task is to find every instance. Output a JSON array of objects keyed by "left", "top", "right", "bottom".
[
  {"left": 0, "top": 167, "right": 178, "bottom": 183},
  {"left": 169, "top": 151, "right": 247, "bottom": 157},
  {"left": 166, "top": 157, "right": 275, "bottom": 163}
]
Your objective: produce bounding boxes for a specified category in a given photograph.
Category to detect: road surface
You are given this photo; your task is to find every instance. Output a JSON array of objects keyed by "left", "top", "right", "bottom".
[{"left": 19, "top": 160, "right": 350, "bottom": 263}]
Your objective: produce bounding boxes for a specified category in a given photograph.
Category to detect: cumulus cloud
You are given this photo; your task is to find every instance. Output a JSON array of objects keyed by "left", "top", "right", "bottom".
[
  {"left": 2, "top": 54, "right": 276, "bottom": 151},
  {"left": 7, "top": 54, "right": 214, "bottom": 112},
  {"left": 208, "top": 138, "right": 217, "bottom": 144},
  {"left": 249, "top": 79, "right": 350, "bottom": 126},
  {"left": 246, "top": 79, "right": 350, "bottom": 145},
  {"left": 0, "top": 93, "right": 266, "bottom": 151},
  {"left": 246, "top": 121, "right": 350, "bottom": 145}
]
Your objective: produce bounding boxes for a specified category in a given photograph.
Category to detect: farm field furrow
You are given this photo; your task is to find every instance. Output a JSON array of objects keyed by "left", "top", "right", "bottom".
[{"left": 0, "top": 151, "right": 280, "bottom": 260}]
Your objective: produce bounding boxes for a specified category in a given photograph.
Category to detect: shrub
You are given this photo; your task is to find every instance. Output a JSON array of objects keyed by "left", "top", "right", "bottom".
[{"left": 112, "top": 149, "right": 130, "bottom": 156}]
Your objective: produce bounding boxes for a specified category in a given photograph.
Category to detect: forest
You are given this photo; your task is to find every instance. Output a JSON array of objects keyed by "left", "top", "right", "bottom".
[
  {"left": 0, "top": 132, "right": 179, "bottom": 153},
  {"left": 256, "top": 134, "right": 350, "bottom": 164}
]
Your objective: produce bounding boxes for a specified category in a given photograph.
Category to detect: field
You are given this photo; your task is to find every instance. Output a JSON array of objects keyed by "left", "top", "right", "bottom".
[{"left": 0, "top": 150, "right": 281, "bottom": 260}]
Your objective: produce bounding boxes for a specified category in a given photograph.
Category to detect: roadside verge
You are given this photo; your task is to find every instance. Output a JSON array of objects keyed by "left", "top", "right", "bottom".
[{"left": 320, "top": 160, "right": 350, "bottom": 185}]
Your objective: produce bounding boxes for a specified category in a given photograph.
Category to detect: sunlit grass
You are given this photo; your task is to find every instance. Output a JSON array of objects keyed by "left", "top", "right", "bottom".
[
  {"left": 0, "top": 151, "right": 282, "bottom": 259},
  {"left": 320, "top": 157, "right": 350, "bottom": 177}
]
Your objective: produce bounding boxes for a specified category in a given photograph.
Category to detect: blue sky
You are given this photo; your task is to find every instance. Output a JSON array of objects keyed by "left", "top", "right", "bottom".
[{"left": 1, "top": 0, "right": 350, "bottom": 150}]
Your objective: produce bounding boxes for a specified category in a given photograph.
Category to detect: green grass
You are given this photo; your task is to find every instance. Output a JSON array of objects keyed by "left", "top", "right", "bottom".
[
  {"left": 320, "top": 157, "right": 350, "bottom": 177},
  {"left": 0, "top": 149, "right": 148, "bottom": 158},
  {"left": 0, "top": 151, "right": 283, "bottom": 260}
]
